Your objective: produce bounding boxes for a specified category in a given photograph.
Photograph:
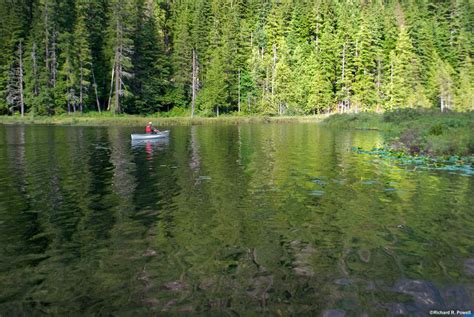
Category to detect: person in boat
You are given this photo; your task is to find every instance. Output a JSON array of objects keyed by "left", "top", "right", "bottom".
[{"left": 145, "top": 122, "right": 160, "bottom": 134}]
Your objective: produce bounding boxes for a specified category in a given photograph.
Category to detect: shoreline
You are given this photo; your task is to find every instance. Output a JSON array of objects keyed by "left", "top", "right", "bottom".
[
  {"left": 1, "top": 111, "right": 473, "bottom": 158},
  {"left": 323, "top": 110, "right": 474, "bottom": 157},
  {"left": 0, "top": 113, "right": 328, "bottom": 126}
]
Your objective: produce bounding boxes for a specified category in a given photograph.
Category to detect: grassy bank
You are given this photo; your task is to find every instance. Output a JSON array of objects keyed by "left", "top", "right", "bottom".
[
  {"left": 0, "top": 112, "right": 326, "bottom": 126},
  {"left": 323, "top": 110, "right": 474, "bottom": 157},
  {"left": 2, "top": 110, "right": 472, "bottom": 157}
]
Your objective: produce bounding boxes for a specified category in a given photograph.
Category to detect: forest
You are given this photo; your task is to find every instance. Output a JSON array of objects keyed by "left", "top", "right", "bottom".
[{"left": 0, "top": 0, "right": 473, "bottom": 117}]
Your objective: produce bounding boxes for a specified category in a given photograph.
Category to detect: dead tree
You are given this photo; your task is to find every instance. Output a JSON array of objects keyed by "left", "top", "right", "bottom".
[
  {"left": 108, "top": 2, "right": 133, "bottom": 114},
  {"left": 7, "top": 41, "right": 25, "bottom": 116},
  {"left": 91, "top": 66, "right": 101, "bottom": 113},
  {"left": 191, "top": 48, "right": 198, "bottom": 118}
]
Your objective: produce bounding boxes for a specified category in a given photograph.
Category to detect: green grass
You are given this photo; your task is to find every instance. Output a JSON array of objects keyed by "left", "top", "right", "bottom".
[
  {"left": 0, "top": 112, "right": 327, "bottom": 126},
  {"left": 323, "top": 109, "right": 474, "bottom": 157}
]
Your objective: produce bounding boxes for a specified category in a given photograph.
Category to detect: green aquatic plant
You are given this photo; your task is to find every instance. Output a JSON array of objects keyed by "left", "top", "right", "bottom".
[{"left": 352, "top": 146, "right": 474, "bottom": 175}]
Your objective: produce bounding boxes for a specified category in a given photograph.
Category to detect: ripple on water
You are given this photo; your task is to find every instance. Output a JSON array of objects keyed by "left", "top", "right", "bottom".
[
  {"left": 308, "top": 190, "right": 325, "bottom": 196},
  {"left": 311, "top": 178, "right": 327, "bottom": 186},
  {"left": 0, "top": 124, "right": 473, "bottom": 316},
  {"left": 361, "top": 180, "right": 378, "bottom": 185}
]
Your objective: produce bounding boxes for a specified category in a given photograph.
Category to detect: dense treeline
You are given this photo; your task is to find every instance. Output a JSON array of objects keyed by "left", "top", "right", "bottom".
[{"left": 0, "top": 0, "right": 473, "bottom": 116}]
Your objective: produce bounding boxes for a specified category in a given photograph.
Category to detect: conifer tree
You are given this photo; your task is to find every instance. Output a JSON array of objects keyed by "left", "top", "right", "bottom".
[
  {"left": 6, "top": 41, "right": 26, "bottom": 116},
  {"left": 23, "top": 1, "right": 56, "bottom": 115},
  {"left": 74, "top": 0, "right": 92, "bottom": 113},
  {"left": 431, "top": 55, "right": 456, "bottom": 112},
  {"left": 198, "top": 17, "right": 227, "bottom": 116},
  {"left": 273, "top": 40, "right": 292, "bottom": 115},
  {"left": 0, "top": 0, "right": 473, "bottom": 116},
  {"left": 305, "top": 49, "right": 333, "bottom": 114},
  {"left": 131, "top": 0, "right": 170, "bottom": 114},
  {"left": 171, "top": 5, "right": 192, "bottom": 108},
  {"left": 386, "top": 26, "right": 419, "bottom": 109},
  {"left": 455, "top": 57, "right": 474, "bottom": 111},
  {"left": 57, "top": 32, "right": 77, "bottom": 113},
  {"left": 107, "top": 0, "right": 134, "bottom": 114},
  {"left": 199, "top": 46, "right": 227, "bottom": 116},
  {"left": 353, "top": 12, "right": 378, "bottom": 111}
]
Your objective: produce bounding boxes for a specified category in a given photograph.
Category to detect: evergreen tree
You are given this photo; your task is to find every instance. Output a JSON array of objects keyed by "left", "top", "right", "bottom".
[
  {"left": 273, "top": 40, "right": 292, "bottom": 115},
  {"left": 352, "top": 11, "right": 378, "bottom": 111},
  {"left": 305, "top": 49, "right": 333, "bottom": 114},
  {"left": 106, "top": 0, "right": 134, "bottom": 114},
  {"left": 455, "top": 57, "right": 474, "bottom": 111},
  {"left": 6, "top": 41, "right": 26, "bottom": 116},
  {"left": 170, "top": 4, "right": 192, "bottom": 108},
  {"left": 83, "top": 0, "right": 109, "bottom": 109},
  {"left": 23, "top": 0, "right": 56, "bottom": 115},
  {"left": 435, "top": 58, "right": 455, "bottom": 112},
  {"left": 0, "top": 0, "right": 473, "bottom": 116},
  {"left": 198, "top": 46, "right": 227, "bottom": 116},
  {"left": 74, "top": 0, "right": 92, "bottom": 113},
  {"left": 197, "top": 11, "right": 229, "bottom": 116},
  {"left": 0, "top": 0, "right": 31, "bottom": 114},
  {"left": 386, "top": 25, "right": 419, "bottom": 109},
  {"left": 57, "top": 32, "right": 77, "bottom": 113},
  {"left": 131, "top": 0, "right": 170, "bottom": 114}
]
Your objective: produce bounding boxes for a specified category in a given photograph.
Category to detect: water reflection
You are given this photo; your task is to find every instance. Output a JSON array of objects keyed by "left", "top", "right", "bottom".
[{"left": 0, "top": 123, "right": 472, "bottom": 315}]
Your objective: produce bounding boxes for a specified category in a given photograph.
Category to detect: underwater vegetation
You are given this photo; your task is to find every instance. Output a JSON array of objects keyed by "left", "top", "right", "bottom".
[{"left": 352, "top": 147, "right": 474, "bottom": 176}]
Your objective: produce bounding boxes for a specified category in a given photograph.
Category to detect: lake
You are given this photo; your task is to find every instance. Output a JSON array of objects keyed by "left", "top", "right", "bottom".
[{"left": 0, "top": 123, "right": 472, "bottom": 315}]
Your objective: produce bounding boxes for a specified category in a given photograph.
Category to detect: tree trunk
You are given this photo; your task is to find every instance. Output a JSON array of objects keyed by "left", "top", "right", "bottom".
[
  {"left": 263, "top": 65, "right": 268, "bottom": 103},
  {"left": 114, "top": 51, "right": 120, "bottom": 114},
  {"left": 271, "top": 44, "right": 277, "bottom": 97},
  {"left": 107, "top": 60, "right": 115, "bottom": 111},
  {"left": 92, "top": 67, "right": 101, "bottom": 113},
  {"left": 51, "top": 32, "right": 57, "bottom": 87},
  {"left": 376, "top": 58, "right": 382, "bottom": 108},
  {"left": 44, "top": 0, "right": 50, "bottom": 74},
  {"left": 341, "top": 42, "right": 345, "bottom": 83},
  {"left": 31, "top": 43, "right": 39, "bottom": 96},
  {"left": 72, "top": 89, "right": 77, "bottom": 112},
  {"left": 110, "top": 17, "right": 123, "bottom": 114},
  {"left": 390, "top": 60, "right": 394, "bottom": 110},
  {"left": 341, "top": 42, "right": 349, "bottom": 112},
  {"left": 79, "top": 62, "right": 84, "bottom": 113},
  {"left": 238, "top": 68, "right": 241, "bottom": 113},
  {"left": 18, "top": 41, "right": 25, "bottom": 117},
  {"left": 191, "top": 48, "right": 197, "bottom": 118},
  {"left": 67, "top": 92, "right": 71, "bottom": 114}
]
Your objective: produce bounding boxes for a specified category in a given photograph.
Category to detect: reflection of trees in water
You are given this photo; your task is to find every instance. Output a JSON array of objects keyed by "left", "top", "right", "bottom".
[
  {"left": 0, "top": 124, "right": 473, "bottom": 314},
  {"left": 189, "top": 125, "right": 200, "bottom": 173},
  {"left": 0, "top": 126, "right": 48, "bottom": 311}
]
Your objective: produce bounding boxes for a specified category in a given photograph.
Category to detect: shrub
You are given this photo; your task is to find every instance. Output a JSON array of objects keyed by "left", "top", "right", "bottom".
[
  {"left": 160, "top": 106, "right": 190, "bottom": 117},
  {"left": 428, "top": 124, "right": 444, "bottom": 136},
  {"left": 382, "top": 108, "right": 424, "bottom": 123},
  {"left": 399, "top": 128, "right": 424, "bottom": 154}
]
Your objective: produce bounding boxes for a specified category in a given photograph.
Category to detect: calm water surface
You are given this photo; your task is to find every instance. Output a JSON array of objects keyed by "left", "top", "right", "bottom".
[{"left": 0, "top": 123, "right": 473, "bottom": 315}]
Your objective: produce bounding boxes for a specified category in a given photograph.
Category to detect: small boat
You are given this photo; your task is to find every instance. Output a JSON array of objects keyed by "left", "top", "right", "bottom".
[{"left": 131, "top": 130, "right": 170, "bottom": 140}]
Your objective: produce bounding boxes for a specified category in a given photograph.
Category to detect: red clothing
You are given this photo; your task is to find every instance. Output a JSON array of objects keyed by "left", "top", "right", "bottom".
[{"left": 145, "top": 125, "right": 152, "bottom": 133}]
